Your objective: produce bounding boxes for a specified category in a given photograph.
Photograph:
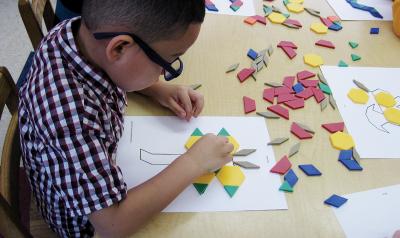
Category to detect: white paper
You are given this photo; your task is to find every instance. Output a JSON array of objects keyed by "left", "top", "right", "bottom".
[
  {"left": 326, "top": 0, "right": 393, "bottom": 21},
  {"left": 116, "top": 116, "right": 288, "bottom": 212},
  {"left": 320, "top": 66, "right": 400, "bottom": 159},
  {"left": 333, "top": 184, "right": 400, "bottom": 238},
  {"left": 206, "top": 0, "right": 256, "bottom": 17}
]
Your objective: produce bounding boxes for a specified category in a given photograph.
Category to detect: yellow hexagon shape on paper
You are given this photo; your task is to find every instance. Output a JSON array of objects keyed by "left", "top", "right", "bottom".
[
  {"left": 330, "top": 132, "right": 355, "bottom": 150},
  {"left": 310, "top": 22, "right": 328, "bottom": 34},
  {"left": 384, "top": 108, "right": 400, "bottom": 125},
  {"left": 289, "top": 0, "right": 304, "bottom": 3},
  {"left": 268, "top": 12, "right": 287, "bottom": 24},
  {"left": 304, "top": 53, "right": 324, "bottom": 67},
  {"left": 375, "top": 92, "right": 396, "bottom": 108},
  {"left": 347, "top": 88, "right": 369, "bottom": 104},
  {"left": 287, "top": 3, "right": 304, "bottom": 13}
]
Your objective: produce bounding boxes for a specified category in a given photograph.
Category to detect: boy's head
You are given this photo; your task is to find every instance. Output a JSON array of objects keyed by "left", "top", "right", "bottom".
[{"left": 80, "top": 0, "right": 205, "bottom": 91}]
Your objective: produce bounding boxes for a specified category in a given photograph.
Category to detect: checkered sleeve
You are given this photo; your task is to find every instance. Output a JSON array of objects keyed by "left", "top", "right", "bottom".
[{"left": 41, "top": 131, "right": 127, "bottom": 216}]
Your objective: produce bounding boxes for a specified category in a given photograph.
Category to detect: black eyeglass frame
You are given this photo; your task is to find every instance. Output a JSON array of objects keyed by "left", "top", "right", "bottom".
[{"left": 93, "top": 32, "right": 183, "bottom": 81}]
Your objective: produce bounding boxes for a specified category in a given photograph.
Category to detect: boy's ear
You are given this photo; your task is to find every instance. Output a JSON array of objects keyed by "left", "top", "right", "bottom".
[{"left": 105, "top": 35, "right": 134, "bottom": 62}]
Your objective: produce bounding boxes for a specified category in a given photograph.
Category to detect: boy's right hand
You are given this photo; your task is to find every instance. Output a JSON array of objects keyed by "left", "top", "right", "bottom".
[{"left": 185, "top": 133, "right": 234, "bottom": 175}]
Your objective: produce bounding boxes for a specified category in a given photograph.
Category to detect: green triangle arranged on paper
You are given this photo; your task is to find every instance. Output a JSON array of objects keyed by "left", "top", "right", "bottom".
[
  {"left": 218, "top": 128, "right": 230, "bottom": 137},
  {"left": 191, "top": 128, "right": 203, "bottom": 137},
  {"left": 351, "top": 54, "right": 361, "bottom": 61},
  {"left": 230, "top": 5, "right": 240, "bottom": 12},
  {"left": 193, "top": 183, "right": 208, "bottom": 195},
  {"left": 349, "top": 41, "right": 359, "bottom": 49},
  {"left": 338, "top": 60, "right": 348, "bottom": 67},
  {"left": 279, "top": 181, "right": 293, "bottom": 192},
  {"left": 224, "top": 185, "right": 239, "bottom": 198}
]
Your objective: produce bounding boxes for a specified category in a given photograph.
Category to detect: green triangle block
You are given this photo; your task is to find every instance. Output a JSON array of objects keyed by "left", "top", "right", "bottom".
[
  {"left": 193, "top": 183, "right": 208, "bottom": 195},
  {"left": 351, "top": 54, "right": 361, "bottom": 61},
  {"left": 279, "top": 181, "right": 293, "bottom": 192},
  {"left": 218, "top": 128, "right": 230, "bottom": 137},
  {"left": 191, "top": 128, "right": 203, "bottom": 136},
  {"left": 349, "top": 41, "right": 359, "bottom": 49},
  {"left": 230, "top": 5, "right": 240, "bottom": 12},
  {"left": 283, "top": 0, "right": 289, "bottom": 6},
  {"left": 224, "top": 185, "right": 239, "bottom": 198},
  {"left": 319, "top": 82, "right": 332, "bottom": 95},
  {"left": 338, "top": 60, "right": 348, "bottom": 67},
  {"left": 282, "top": 13, "right": 290, "bottom": 18}
]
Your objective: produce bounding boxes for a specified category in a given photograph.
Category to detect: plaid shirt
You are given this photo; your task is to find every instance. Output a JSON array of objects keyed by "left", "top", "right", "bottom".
[{"left": 18, "top": 18, "right": 127, "bottom": 237}]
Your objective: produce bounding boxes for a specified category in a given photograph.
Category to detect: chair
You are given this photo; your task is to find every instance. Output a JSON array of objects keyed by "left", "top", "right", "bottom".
[
  {"left": 0, "top": 67, "right": 30, "bottom": 237},
  {"left": 0, "top": 67, "right": 56, "bottom": 238},
  {"left": 18, "top": 0, "right": 58, "bottom": 50}
]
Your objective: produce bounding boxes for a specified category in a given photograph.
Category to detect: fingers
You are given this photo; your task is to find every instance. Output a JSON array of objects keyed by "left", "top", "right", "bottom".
[
  {"left": 177, "top": 88, "right": 193, "bottom": 121},
  {"left": 167, "top": 98, "right": 186, "bottom": 119},
  {"left": 189, "top": 90, "right": 204, "bottom": 118}
]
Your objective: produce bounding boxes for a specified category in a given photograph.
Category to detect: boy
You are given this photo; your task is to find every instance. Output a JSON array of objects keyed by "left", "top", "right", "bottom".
[{"left": 18, "top": 0, "right": 234, "bottom": 237}]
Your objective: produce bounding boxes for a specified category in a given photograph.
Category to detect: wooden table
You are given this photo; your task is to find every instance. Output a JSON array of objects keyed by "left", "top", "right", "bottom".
[{"left": 125, "top": 1, "right": 400, "bottom": 237}]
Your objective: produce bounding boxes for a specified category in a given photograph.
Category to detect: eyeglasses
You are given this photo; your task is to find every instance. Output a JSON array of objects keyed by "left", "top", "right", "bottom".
[{"left": 93, "top": 32, "right": 183, "bottom": 81}]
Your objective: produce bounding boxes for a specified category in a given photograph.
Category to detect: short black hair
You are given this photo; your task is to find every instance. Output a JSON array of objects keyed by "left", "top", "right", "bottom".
[{"left": 82, "top": 0, "right": 205, "bottom": 42}]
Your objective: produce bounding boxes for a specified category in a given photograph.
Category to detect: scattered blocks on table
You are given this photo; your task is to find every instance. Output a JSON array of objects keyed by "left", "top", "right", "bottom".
[
  {"left": 349, "top": 41, "right": 359, "bottom": 49},
  {"left": 216, "top": 166, "right": 245, "bottom": 198},
  {"left": 270, "top": 155, "right": 292, "bottom": 175},
  {"left": 339, "top": 158, "right": 363, "bottom": 171},
  {"left": 329, "top": 95, "right": 337, "bottom": 110},
  {"left": 263, "top": 88, "right": 275, "bottom": 103},
  {"left": 304, "top": 53, "right": 324, "bottom": 67},
  {"left": 237, "top": 68, "right": 256, "bottom": 83},
  {"left": 299, "top": 79, "right": 319, "bottom": 88},
  {"left": 375, "top": 92, "right": 396, "bottom": 108},
  {"left": 268, "top": 137, "right": 289, "bottom": 146},
  {"left": 312, "top": 87, "right": 326, "bottom": 103},
  {"left": 347, "top": 88, "right": 369, "bottom": 104},
  {"left": 320, "top": 98, "right": 328, "bottom": 111},
  {"left": 283, "top": 76, "right": 296, "bottom": 89},
  {"left": 324, "top": 194, "right": 348, "bottom": 208},
  {"left": 267, "top": 104, "right": 289, "bottom": 120},
  {"left": 275, "top": 86, "right": 294, "bottom": 95},
  {"left": 384, "top": 108, "right": 400, "bottom": 125},
  {"left": 268, "top": 12, "right": 287, "bottom": 24},
  {"left": 265, "top": 81, "right": 282, "bottom": 88},
  {"left": 370, "top": 27, "right": 379, "bottom": 34},
  {"left": 253, "top": 15, "right": 267, "bottom": 25},
  {"left": 190, "top": 84, "right": 202, "bottom": 90},
  {"left": 299, "top": 164, "right": 322, "bottom": 176},
  {"left": 319, "top": 82, "right": 332, "bottom": 95},
  {"left": 244, "top": 16, "right": 257, "bottom": 25},
  {"left": 279, "top": 181, "right": 293, "bottom": 192},
  {"left": 338, "top": 60, "right": 348, "bottom": 67},
  {"left": 328, "top": 22, "right": 343, "bottom": 31},
  {"left": 277, "top": 94, "right": 297, "bottom": 104},
  {"left": 286, "top": 3, "right": 304, "bottom": 13},
  {"left": 280, "top": 47, "right": 297, "bottom": 59},
  {"left": 297, "top": 70, "right": 316, "bottom": 81},
  {"left": 305, "top": 7, "right": 320, "bottom": 17},
  {"left": 284, "top": 98, "right": 305, "bottom": 110},
  {"left": 283, "top": 19, "right": 302, "bottom": 29},
  {"left": 315, "top": 39, "right": 335, "bottom": 49},
  {"left": 310, "top": 22, "right": 328, "bottom": 34},
  {"left": 295, "top": 87, "right": 314, "bottom": 99},
  {"left": 288, "top": 142, "right": 301, "bottom": 157},
  {"left": 247, "top": 49, "right": 258, "bottom": 60},
  {"left": 230, "top": 0, "right": 243, "bottom": 12},
  {"left": 226, "top": 63, "right": 240, "bottom": 73},
  {"left": 243, "top": 96, "right": 256, "bottom": 114},
  {"left": 293, "top": 83, "right": 305, "bottom": 94},
  {"left": 205, "top": 0, "right": 219, "bottom": 11},
  {"left": 339, "top": 150, "right": 353, "bottom": 160},
  {"left": 330, "top": 132, "right": 355, "bottom": 150},
  {"left": 284, "top": 169, "right": 298, "bottom": 187},
  {"left": 351, "top": 54, "right": 361, "bottom": 62},
  {"left": 256, "top": 111, "right": 280, "bottom": 119},
  {"left": 320, "top": 17, "right": 333, "bottom": 27},
  {"left": 291, "top": 122, "right": 313, "bottom": 139},
  {"left": 322, "top": 122, "right": 345, "bottom": 133}
]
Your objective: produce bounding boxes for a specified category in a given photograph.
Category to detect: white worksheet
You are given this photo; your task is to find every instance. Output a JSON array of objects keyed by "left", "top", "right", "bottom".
[
  {"left": 333, "top": 184, "right": 400, "bottom": 238},
  {"left": 326, "top": 0, "right": 393, "bottom": 21},
  {"left": 206, "top": 0, "right": 256, "bottom": 16},
  {"left": 321, "top": 66, "right": 400, "bottom": 159},
  {"left": 116, "top": 116, "right": 288, "bottom": 212}
]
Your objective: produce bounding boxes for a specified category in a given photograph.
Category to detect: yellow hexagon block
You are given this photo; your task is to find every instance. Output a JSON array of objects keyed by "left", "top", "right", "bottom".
[
  {"left": 347, "top": 88, "right": 369, "bottom": 104},
  {"left": 330, "top": 132, "right": 355, "bottom": 150},
  {"left": 384, "top": 108, "right": 400, "bottom": 125},
  {"left": 304, "top": 53, "right": 324, "bottom": 67},
  {"left": 216, "top": 166, "right": 245, "bottom": 197},
  {"left": 310, "top": 22, "right": 328, "bottom": 34},
  {"left": 268, "top": 12, "right": 287, "bottom": 24},
  {"left": 289, "top": 0, "right": 304, "bottom": 3},
  {"left": 375, "top": 92, "right": 396, "bottom": 108},
  {"left": 287, "top": 3, "right": 304, "bottom": 13}
]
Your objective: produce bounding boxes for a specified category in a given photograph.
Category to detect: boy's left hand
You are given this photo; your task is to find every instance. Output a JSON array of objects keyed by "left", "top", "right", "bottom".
[{"left": 148, "top": 83, "right": 204, "bottom": 121}]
